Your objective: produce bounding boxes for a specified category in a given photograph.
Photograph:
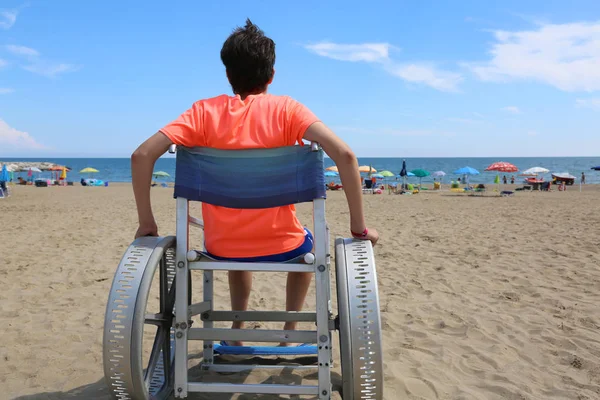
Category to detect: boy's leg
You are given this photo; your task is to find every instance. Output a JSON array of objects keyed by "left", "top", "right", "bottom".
[
  {"left": 280, "top": 271, "right": 313, "bottom": 346},
  {"left": 228, "top": 270, "right": 252, "bottom": 346}
]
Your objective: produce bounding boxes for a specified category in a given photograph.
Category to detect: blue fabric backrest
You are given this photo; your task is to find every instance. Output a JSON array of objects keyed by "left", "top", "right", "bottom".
[{"left": 174, "top": 146, "right": 326, "bottom": 208}]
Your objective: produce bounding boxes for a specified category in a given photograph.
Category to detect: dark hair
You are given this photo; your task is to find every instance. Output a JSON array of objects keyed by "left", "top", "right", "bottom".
[{"left": 220, "top": 19, "right": 275, "bottom": 95}]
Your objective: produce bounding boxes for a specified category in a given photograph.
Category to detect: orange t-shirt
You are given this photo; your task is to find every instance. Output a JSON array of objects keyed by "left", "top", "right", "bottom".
[{"left": 160, "top": 93, "right": 320, "bottom": 258}]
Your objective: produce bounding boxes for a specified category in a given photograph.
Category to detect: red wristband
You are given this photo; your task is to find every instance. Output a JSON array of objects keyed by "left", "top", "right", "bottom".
[{"left": 351, "top": 228, "right": 369, "bottom": 238}]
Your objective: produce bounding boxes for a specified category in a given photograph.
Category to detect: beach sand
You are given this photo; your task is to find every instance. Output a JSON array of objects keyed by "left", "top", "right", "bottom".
[{"left": 2, "top": 183, "right": 600, "bottom": 399}]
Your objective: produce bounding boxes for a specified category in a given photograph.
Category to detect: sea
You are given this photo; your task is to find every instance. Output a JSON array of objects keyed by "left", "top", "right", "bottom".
[{"left": 2, "top": 157, "right": 600, "bottom": 184}]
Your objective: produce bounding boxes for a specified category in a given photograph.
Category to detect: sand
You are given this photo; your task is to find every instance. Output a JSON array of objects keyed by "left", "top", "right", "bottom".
[{"left": 1, "top": 183, "right": 600, "bottom": 400}]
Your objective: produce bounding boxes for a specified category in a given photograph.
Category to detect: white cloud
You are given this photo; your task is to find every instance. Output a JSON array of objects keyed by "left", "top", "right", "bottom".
[
  {"left": 502, "top": 106, "right": 521, "bottom": 114},
  {"left": 4, "top": 44, "right": 79, "bottom": 77},
  {"left": 387, "top": 64, "right": 463, "bottom": 92},
  {"left": 576, "top": 98, "right": 600, "bottom": 110},
  {"left": 0, "top": 88, "right": 14, "bottom": 94},
  {"left": 6, "top": 45, "right": 39, "bottom": 58},
  {"left": 304, "top": 41, "right": 462, "bottom": 92},
  {"left": 469, "top": 21, "right": 600, "bottom": 92},
  {"left": 0, "top": 119, "right": 47, "bottom": 150},
  {"left": 446, "top": 117, "right": 483, "bottom": 124},
  {"left": 24, "top": 62, "right": 79, "bottom": 77},
  {"left": 304, "top": 42, "right": 392, "bottom": 63},
  {"left": 0, "top": 10, "right": 17, "bottom": 30}
]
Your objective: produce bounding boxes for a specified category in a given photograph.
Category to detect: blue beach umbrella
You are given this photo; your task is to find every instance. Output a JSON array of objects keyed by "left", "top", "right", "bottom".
[
  {"left": 454, "top": 166, "right": 479, "bottom": 186},
  {"left": 454, "top": 166, "right": 480, "bottom": 175},
  {"left": 0, "top": 164, "right": 9, "bottom": 182},
  {"left": 324, "top": 171, "right": 338, "bottom": 177}
]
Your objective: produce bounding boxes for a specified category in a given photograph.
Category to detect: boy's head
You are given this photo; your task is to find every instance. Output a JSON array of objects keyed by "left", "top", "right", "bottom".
[{"left": 221, "top": 19, "right": 275, "bottom": 95}]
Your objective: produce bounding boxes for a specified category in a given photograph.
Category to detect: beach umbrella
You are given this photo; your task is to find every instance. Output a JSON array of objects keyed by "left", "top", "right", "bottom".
[
  {"left": 454, "top": 166, "right": 479, "bottom": 186},
  {"left": 80, "top": 167, "right": 99, "bottom": 174},
  {"left": 27, "top": 167, "right": 42, "bottom": 173},
  {"left": 380, "top": 170, "right": 395, "bottom": 177},
  {"left": 485, "top": 161, "right": 518, "bottom": 173},
  {"left": 60, "top": 167, "right": 67, "bottom": 180},
  {"left": 0, "top": 164, "right": 9, "bottom": 182},
  {"left": 325, "top": 166, "right": 338, "bottom": 172},
  {"left": 371, "top": 173, "right": 384, "bottom": 179},
  {"left": 399, "top": 160, "right": 408, "bottom": 189},
  {"left": 359, "top": 165, "right": 377, "bottom": 173},
  {"left": 523, "top": 167, "right": 549, "bottom": 175},
  {"left": 432, "top": 170, "right": 446, "bottom": 186},
  {"left": 324, "top": 171, "right": 338, "bottom": 177},
  {"left": 410, "top": 169, "right": 430, "bottom": 178},
  {"left": 410, "top": 169, "right": 430, "bottom": 188},
  {"left": 486, "top": 162, "right": 518, "bottom": 192},
  {"left": 152, "top": 171, "right": 170, "bottom": 178},
  {"left": 453, "top": 167, "right": 479, "bottom": 175}
]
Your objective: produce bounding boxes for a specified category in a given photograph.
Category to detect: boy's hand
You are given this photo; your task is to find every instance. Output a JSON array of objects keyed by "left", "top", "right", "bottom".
[
  {"left": 358, "top": 227, "right": 379, "bottom": 246},
  {"left": 135, "top": 221, "right": 158, "bottom": 239}
]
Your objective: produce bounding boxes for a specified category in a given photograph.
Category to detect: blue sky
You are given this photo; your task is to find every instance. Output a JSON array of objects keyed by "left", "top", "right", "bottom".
[{"left": 1, "top": 0, "right": 600, "bottom": 158}]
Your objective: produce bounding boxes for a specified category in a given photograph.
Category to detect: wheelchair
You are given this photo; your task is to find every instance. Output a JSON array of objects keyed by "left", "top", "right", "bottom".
[{"left": 103, "top": 143, "right": 383, "bottom": 399}]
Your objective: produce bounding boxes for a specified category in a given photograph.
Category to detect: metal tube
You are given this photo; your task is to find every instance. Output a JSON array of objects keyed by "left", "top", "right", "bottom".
[
  {"left": 188, "top": 383, "right": 319, "bottom": 395},
  {"left": 205, "top": 310, "right": 316, "bottom": 322},
  {"left": 174, "top": 197, "right": 189, "bottom": 398},
  {"left": 189, "top": 261, "right": 314, "bottom": 273},
  {"left": 188, "top": 328, "right": 316, "bottom": 343},
  {"left": 313, "top": 198, "right": 332, "bottom": 399}
]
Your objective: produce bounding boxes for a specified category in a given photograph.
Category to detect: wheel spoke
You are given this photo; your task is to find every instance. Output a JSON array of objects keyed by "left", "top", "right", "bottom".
[{"left": 144, "top": 326, "right": 167, "bottom": 387}]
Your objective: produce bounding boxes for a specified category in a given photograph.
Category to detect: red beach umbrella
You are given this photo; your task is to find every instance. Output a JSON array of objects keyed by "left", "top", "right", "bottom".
[{"left": 485, "top": 162, "right": 518, "bottom": 173}]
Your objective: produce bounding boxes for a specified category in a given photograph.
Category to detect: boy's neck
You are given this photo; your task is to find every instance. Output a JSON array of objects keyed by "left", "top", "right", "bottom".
[{"left": 238, "top": 89, "right": 267, "bottom": 101}]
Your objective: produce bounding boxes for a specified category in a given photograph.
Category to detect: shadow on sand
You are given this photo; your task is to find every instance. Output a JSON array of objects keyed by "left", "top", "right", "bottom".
[{"left": 12, "top": 354, "right": 342, "bottom": 400}]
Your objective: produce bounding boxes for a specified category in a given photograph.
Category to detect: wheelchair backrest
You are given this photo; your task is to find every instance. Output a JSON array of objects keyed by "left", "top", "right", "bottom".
[{"left": 174, "top": 144, "right": 326, "bottom": 208}]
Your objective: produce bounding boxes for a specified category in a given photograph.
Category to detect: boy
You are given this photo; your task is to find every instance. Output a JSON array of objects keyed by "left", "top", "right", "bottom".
[{"left": 131, "top": 19, "right": 378, "bottom": 345}]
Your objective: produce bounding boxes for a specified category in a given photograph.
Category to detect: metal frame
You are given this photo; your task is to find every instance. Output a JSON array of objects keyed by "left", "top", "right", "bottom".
[{"left": 103, "top": 142, "right": 384, "bottom": 400}]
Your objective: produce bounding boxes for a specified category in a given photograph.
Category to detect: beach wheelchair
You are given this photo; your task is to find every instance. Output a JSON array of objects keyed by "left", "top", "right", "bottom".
[{"left": 102, "top": 143, "right": 383, "bottom": 399}]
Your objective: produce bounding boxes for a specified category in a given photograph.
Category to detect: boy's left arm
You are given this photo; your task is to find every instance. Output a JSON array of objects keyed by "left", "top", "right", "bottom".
[{"left": 131, "top": 132, "right": 173, "bottom": 238}]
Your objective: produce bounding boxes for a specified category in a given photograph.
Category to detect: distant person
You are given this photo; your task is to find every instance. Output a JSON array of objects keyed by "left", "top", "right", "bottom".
[
  {"left": 581, "top": 172, "right": 586, "bottom": 184},
  {"left": 503, "top": 175, "right": 508, "bottom": 185},
  {"left": 510, "top": 175, "right": 515, "bottom": 184}
]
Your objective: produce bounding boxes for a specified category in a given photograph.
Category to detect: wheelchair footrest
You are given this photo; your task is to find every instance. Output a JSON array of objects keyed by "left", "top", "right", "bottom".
[{"left": 213, "top": 343, "right": 318, "bottom": 356}]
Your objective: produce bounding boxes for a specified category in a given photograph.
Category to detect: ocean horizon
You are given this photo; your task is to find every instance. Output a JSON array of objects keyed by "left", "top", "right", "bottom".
[{"left": 2, "top": 156, "right": 600, "bottom": 184}]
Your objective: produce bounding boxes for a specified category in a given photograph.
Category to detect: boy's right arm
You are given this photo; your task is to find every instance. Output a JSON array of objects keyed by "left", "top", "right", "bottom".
[{"left": 303, "top": 122, "right": 379, "bottom": 245}]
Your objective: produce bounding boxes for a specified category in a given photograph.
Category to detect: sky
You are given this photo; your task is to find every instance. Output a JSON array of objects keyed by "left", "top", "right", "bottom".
[{"left": 1, "top": 0, "right": 600, "bottom": 158}]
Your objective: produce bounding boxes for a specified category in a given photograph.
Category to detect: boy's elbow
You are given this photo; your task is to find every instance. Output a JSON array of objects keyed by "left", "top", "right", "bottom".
[
  {"left": 340, "top": 148, "right": 357, "bottom": 165},
  {"left": 131, "top": 148, "right": 148, "bottom": 163}
]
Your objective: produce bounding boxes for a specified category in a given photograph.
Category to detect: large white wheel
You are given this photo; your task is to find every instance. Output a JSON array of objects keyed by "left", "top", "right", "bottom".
[
  {"left": 335, "top": 238, "right": 384, "bottom": 400},
  {"left": 103, "top": 236, "right": 178, "bottom": 400}
]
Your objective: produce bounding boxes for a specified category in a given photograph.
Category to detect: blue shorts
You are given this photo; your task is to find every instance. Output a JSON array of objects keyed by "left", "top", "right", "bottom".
[{"left": 206, "top": 228, "right": 314, "bottom": 263}]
